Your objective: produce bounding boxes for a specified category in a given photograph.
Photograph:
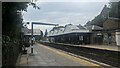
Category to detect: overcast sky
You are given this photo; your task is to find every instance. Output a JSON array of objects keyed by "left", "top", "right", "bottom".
[{"left": 22, "top": 0, "right": 109, "bottom": 33}]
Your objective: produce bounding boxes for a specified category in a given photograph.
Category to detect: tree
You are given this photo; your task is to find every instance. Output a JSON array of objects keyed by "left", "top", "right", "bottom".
[
  {"left": 3, "top": 2, "right": 40, "bottom": 38},
  {"left": 2, "top": 2, "right": 40, "bottom": 66}
]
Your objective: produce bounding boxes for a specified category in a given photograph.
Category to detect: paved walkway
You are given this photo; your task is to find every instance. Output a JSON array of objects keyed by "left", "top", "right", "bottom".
[{"left": 18, "top": 43, "right": 100, "bottom": 67}]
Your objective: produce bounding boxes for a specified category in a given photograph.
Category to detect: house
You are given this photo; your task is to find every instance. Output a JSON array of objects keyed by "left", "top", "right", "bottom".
[
  {"left": 100, "top": 5, "right": 109, "bottom": 19},
  {"left": 85, "top": 25, "right": 103, "bottom": 45},
  {"left": 103, "top": 17, "right": 120, "bottom": 45},
  {"left": 85, "top": 5, "right": 110, "bottom": 27}
]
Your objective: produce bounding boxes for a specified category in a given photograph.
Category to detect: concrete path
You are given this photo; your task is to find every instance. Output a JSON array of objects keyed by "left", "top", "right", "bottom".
[{"left": 18, "top": 43, "right": 101, "bottom": 67}]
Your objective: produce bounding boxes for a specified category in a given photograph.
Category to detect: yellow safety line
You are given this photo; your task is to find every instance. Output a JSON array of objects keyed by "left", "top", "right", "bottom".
[{"left": 37, "top": 43, "right": 102, "bottom": 67}]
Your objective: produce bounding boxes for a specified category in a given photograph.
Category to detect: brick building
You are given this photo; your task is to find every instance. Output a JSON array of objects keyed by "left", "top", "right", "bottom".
[{"left": 103, "top": 17, "right": 120, "bottom": 45}]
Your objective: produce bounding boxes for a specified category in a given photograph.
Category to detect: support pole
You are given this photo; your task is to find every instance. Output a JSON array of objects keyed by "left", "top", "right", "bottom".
[
  {"left": 29, "top": 22, "right": 58, "bottom": 56},
  {"left": 30, "top": 23, "right": 34, "bottom": 56},
  {"left": 31, "top": 23, "right": 33, "bottom": 53}
]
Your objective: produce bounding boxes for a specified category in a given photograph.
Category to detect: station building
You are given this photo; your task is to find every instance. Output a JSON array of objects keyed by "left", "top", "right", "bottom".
[
  {"left": 85, "top": 25, "right": 103, "bottom": 45},
  {"left": 47, "top": 24, "right": 91, "bottom": 45},
  {"left": 103, "top": 17, "right": 120, "bottom": 46}
]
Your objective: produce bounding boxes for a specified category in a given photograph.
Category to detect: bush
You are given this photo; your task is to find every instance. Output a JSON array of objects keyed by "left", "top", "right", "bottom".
[{"left": 2, "top": 35, "right": 20, "bottom": 66}]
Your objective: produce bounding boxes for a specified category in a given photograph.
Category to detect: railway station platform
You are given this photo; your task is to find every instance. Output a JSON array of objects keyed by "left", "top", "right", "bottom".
[
  {"left": 51, "top": 42, "right": 119, "bottom": 52},
  {"left": 17, "top": 43, "right": 101, "bottom": 67},
  {"left": 78, "top": 45, "right": 119, "bottom": 52}
]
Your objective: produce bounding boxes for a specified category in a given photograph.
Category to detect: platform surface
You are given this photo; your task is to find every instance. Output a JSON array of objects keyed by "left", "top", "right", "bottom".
[
  {"left": 18, "top": 43, "right": 100, "bottom": 67},
  {"left": 79, "top": 45, "right": 119, "bottom": 51}
]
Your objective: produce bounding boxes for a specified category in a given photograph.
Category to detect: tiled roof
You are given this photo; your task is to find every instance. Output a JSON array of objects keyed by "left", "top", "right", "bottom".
[
  {"left": 77, "top": 24, "right": 87, "bottom": 30},
  {"left": 48, "top": 24, "right": 90, "bottom": 36},
  {"left": 86, "top": 25, "right": 103, "bottom": 30}
]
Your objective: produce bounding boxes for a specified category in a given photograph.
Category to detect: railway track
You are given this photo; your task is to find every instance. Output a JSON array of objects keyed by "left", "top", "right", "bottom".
[{"left": 40, "top": 42, "right": 120, "bottom": 68}]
